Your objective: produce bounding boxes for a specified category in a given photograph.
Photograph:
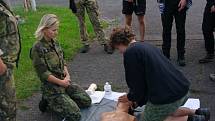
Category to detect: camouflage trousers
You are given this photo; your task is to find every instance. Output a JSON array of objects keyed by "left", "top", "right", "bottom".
[
  {"left": 74, "top": 0, "right": 107, "bottom": 45},
  {"left": 46, "top": 84, "right": 92, "bottom": 121},
  {"left": 0, "top": 69, "right": 16, "bottom": 121}
]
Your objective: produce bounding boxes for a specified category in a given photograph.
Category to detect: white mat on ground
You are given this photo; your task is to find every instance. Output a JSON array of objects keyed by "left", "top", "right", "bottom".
[
  {"left": 82, "top": 91, "right": 200, "bottom": 121},
  {"left": 181, "top": 98, "right": 200, "bottom": 110},
  {"left": 89, "top": 91, "right": 105, "bottom": 104},
  {"left": 89, "top": 91, "right": 126, "bottom": 104},
  {"left": 89, "top": 91, "right": 200, "bottom": 109},
  {"left": 104, "top": 92, "right": 126, "bottom": 101}
]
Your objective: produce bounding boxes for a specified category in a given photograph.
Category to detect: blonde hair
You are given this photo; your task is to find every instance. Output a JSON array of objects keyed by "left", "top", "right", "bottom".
[{"left": 35, "top": 14, "right": 59, "bottom": 40}]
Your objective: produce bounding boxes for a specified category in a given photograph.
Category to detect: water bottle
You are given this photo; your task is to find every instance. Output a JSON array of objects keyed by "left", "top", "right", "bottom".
[{"left": 104, "top": 82, "right": 112, "bottom": 95}]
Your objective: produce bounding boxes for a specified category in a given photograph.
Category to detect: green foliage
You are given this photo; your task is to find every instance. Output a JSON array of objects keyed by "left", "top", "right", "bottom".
[{"left": 13, "top": 6, "right": 95, "bottom": 99}]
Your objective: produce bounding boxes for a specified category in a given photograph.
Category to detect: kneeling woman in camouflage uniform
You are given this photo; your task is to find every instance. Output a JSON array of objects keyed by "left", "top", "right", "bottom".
[{"left": 30, "top": 14, "right": 91, "bottom": 121}]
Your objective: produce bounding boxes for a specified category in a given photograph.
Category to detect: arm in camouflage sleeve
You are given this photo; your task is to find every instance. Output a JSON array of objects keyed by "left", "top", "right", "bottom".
[
  {"left": 31, "top": 48, "right": 70, "bottom": 87},
  {"left": 0, "top": 13, "right": 7, "bottom": 75},
  {"left": 32, "top": 47, "right": 53, "bottom": 81},
  {"left": 0, "top": 12, "right": 6, "bottom": 37}
]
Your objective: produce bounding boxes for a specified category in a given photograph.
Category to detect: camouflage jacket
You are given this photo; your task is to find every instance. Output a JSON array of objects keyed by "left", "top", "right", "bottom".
[
  {"left": 0, "top": 3, "right": 21, "bottom": 69},
  {"left": 31, "top": 38, "right": 66, "bottom": 96}
]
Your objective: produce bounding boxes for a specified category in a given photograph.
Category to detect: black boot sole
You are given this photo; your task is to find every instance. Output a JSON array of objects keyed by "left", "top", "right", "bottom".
[
  {"left": 80, "top": 45, "right": 90, "bottom": 53},
  {"left": 199, "top": 59, "right": 213, "bottom": 64}
]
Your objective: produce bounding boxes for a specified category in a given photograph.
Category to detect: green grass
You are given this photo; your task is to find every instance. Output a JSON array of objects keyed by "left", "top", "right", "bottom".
[{"left": 13, "top": 6, "right": 97, "bottom": 99}]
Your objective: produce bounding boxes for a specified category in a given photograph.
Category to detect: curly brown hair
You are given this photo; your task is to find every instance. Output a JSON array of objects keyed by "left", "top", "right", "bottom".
[{"left": 110, "top": 26, "right": 135, "bottom": 49}]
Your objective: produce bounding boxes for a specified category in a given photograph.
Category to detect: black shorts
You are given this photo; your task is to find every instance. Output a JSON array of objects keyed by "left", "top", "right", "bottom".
[{"left": 122, "top": 0, "right": 146, "bottom": 16}]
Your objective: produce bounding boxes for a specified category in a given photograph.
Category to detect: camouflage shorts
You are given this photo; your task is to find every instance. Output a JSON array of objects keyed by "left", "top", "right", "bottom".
[
  {"left": 0, "top": 69, "right": 16, "bottom": 121},
  {"left": 46, "top": 84, "right": 91, "bottom": 121},
  {"left": 141, "top": 94, "right": 188, "bottom": 121}
]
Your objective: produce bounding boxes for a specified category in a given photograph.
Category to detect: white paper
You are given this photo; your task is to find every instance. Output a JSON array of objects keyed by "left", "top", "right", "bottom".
[
  {"left": 104, "top": 92, "right": 127, "bottom": 101},
  {"left": 181, "top": 98, "right": 200, "bottom": 110},
  {"left": 87, "top": 91, "right": 105, "bottom": 104}
]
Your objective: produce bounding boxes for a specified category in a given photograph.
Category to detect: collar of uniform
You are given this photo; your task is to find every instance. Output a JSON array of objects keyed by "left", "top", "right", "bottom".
[{"left": 40, "top": 38, "right": 55, "bottom": 48}]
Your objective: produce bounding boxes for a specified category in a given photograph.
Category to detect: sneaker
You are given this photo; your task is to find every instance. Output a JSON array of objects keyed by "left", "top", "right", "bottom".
[
  {"left": 199, "top": 54, "right": 214, "bottom": 64},
  {"left": 188, "top": 115, "right": 206, "bottom": 121},
  {"left": 195, "top": 108, "right": 210, "bottom": 121},
  {"left": 39, "top": 98, "right": 48, "bottom": 113},
  {"left": 104, "top": 44, "right": 114, "bottom": 54},
  {"left": 178, "top": 58, "right": 186, "bottom": 67},
  {"left": 209, "top": 74, "right": 215, "bottom": 82},
  {"left": 80, "top": 45, "right": 90, "bottom": 53}
]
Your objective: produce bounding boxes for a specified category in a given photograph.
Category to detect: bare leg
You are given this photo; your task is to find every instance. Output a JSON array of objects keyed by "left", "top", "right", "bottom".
[
  {"left": 137, "top": 15, "right": 145, "bottom": 41},
  {"left": 171, "top": 107, "right": 196, "bottom": 117},
  {"left": 165, "top": 116, "right": 188, "bottom": 121},
  {"left": 164, "top": 107, "right": 196, "bottom": 121},
  {"left": 125, "top": 15, "right": 132, "bottom": 27}
]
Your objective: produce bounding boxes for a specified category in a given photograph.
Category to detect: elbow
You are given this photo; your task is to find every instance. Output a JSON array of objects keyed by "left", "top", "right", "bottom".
[
  {"left": 40, "top": 73, "right": 51, "bottom": 81},
  {"left": 34, "top": 69, "right": 50, "bottom": 81}
]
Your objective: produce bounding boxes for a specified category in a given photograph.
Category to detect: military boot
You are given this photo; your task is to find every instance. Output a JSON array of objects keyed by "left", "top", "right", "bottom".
[
  {"left": 195, "top": 108, "right": 210, "bottom": 121},
  {"left": 104, "top": 44, "right": 114, "bottom": 54},
  {"left": 39, "top": 97, "right": 48, "bottom": 113},
  {"left": 80, "top": 45, "right": 90, "bottom": 53},
  {"left": 178, "top": 55, "right": 186, "bottom": 67}
]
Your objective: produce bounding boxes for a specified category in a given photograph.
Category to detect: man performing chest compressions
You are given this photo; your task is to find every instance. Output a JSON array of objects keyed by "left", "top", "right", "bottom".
[{"left": 109, "top": 26, "right": 210, "bottom": 121}]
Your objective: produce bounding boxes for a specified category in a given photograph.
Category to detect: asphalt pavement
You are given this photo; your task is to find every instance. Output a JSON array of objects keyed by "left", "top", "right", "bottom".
[{"left": 12, "top": 0, "right": 215, "bottom": 121}]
